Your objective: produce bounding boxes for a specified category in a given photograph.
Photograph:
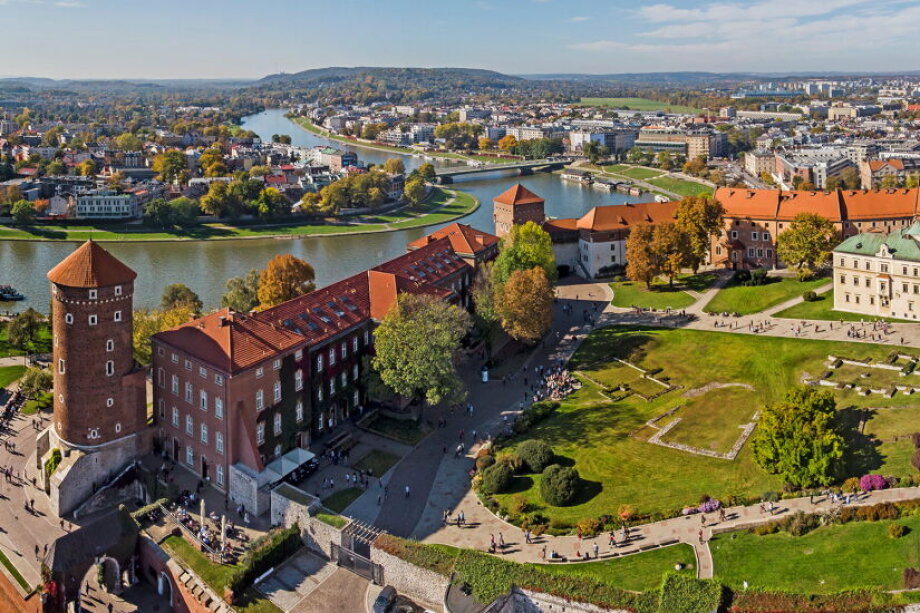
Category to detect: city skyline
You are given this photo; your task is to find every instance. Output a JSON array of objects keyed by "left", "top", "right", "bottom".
[{"left": 3, "top": 0, "right": 920, "bottom": 79}]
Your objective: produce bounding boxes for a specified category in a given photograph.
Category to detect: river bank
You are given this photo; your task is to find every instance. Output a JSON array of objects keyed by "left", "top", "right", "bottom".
[{"left": 0, "top": 187, "right": 478, "bottom": 243}]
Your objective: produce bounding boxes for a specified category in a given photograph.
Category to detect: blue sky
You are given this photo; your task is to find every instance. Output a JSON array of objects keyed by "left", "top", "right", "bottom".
[{"left": 3, "top": 0, "right": 919, "bottom": 79}]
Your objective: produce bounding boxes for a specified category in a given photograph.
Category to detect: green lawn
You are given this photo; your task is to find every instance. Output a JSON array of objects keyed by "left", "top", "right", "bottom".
[
  {"left": 646, "top": 176, "right": 715, "bottom": 197},
  {"left": 0, "top": 365, "right": 25, "bottom": 389},
  {"left": 704, "top": 277, "right": 829, "bottom": 315},
  {"left": 773, "top": 289, "right": 904, "bottom": 323},
  {"left": 620, "top": 166, "right": 666, "bottom": 181},
  {"left": 353, "top": 449, "right": 401, "bottom": 477},
  {"left": 0, "top": 548, "right": 29, "bottom": 592},
  {"left": 531, "top": 544, "right": 696, "bottom": 593},
  {"left": 860, "top": 406, "right": 920, "bottom": 477},
  {"left": 711, "top": 516, "right": 920, "bottom": 593},
  {"left": 322, "top": 487, "right": 364, "bottom": 513},
  {"left": 610, "top": 273, "right": 716, "bottom": 310},
  {"left": 0, "top": 321, "right": 52, "bottom": 358},
  {"left": 579, "top": 98, "right": 702, "bottom": 114},
  {"left": 492, "top": 326, "right": 918, "bottom": 524}
]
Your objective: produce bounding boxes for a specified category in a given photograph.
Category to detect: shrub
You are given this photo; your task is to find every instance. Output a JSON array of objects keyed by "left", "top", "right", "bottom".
[
  {"left": 540, "top": 464, "right": 580, "bottom": 507},
  {"left": 787, "top": 511, "right": 820, "bottom": 537},
  {"left": 802, "top": 290, "right": 818, "bottom": 302},
  {"left": 475, "top": 454, "right": 495, "bottom": 473},
  {"left": 905, "top": 567, "right": 920, "bottom": 590},
  {"left": 856, "top": 502, "right": 899, "bottom": 522},
  {"left": 888, "top": 523, "right": 908, "bottom": 539},
  {"left": 912, "top": 449, "right": 920, "bottom": 472},
  {"left": 508, "top": 494, "right": 528, "bottom": 516},
  {"left": 576, "top": 517, "right": 601, "bottom": 537},
  {"left": 912, "top": 432, "right": 920, "bottom": 448},
  {"left": 859, "top": 474, "right": 888, "bottom": 492},
  {"left": 480, "top": 463, "right": 514, "bottom": 496},
  {"left": 617, "top": 504, "right": 635, "bottom": 522},
  {"left": 498, "top": 452, "right": 524, "bottom": 473},
  {"left": 699, "top": 499, "right": 721, "bottom": 514},
  {"left": 516, "top": 440, "right": 554, "bottom": 473},
  {"left": 227, "top": 524, "right": 301, "bottom": 598},
  {"left": 657, "top": 572, "right": 725, "bottom": 613},
  {"left": 749, "top": 268, "right": 768, "bottom": 286},
  {"left": 842, "top": 477, "right": 861, "bottom": 493},
  {"left": 44, "top": 448, "right": 62, "bottom": 480}
]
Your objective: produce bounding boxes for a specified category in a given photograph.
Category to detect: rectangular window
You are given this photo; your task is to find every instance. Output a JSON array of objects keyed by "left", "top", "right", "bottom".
[
  {"left": 747, "top": 248, "right": 755, "bottom": 257},
  {"left": 185, "top": 415, "right": 193, "bottom": 435},
  {"left": 199, "top": 366, "right": 207, "bottom": 379},
  {"left": 295, "top": 369, "right": 303, "bottom": 391},
  {"left": 296, "top": 401, "right": 303, "bottom": 423},
  {"left": 89, "top": 289, "right": 97, "bottom": 300},
  {"left": 200, "top": 423, "right": 208, "bottom": 444},
  {"left": 114, "top": 285, "right": 122, "bottom": 296},
  {"left": 316, "top": 354, "right": 324, "bottom": 371},
  {"left": 256, "top": 389, "right": 264, "bottom": 411},
  {"left": 105, "top": 360, "right": 114, "bottom": 376},
  {"left": 158, "top": 399, "right": 165, "bottom": 419},
  {"left": 329, "top": 348, "right": 336, "bottom": 367},
  {"left": 273, "top": 359, "right": 281, "bottom": 370},
  {"left": 295, "top": 349, "right": 303, "bottom": 361},
  {"left": 216, "top": 464, "right": 224, "bottom": 486},
  {"left": 329, "top": 379, "right": 335, "bottom": 395},
  {"left": 157, "top": 368, "right": 165, "bottom": 387},
  {"left": 352, "top": 336, "right": 358, "bottom": 352},
  {"left": 751, "top": 232, "right": 758, "bottom": 241},
  {"left": 216, "top": 432, "right": 224, "bottom": 454},
  {"left": 273, "top": 381, "right": 282, "bottom": 403},
  {"left": 256, "top": 367, "right": 264, "bottom": 378},
  {"left": 341, "top": 342, "right": 347, "bottom": 360},
  {"left": 731, "top": 230, "right": 738, "bottom": 239},
  {"left": 317, "top": 386, "right": 324, "bottom": 402},
  {"left": 114, "top": 311, "right": 122, "bottom": 322},
  {"left": 172, "top": 406, "right": 179, "bottom": 427},
  {"left": 184, "top": 382, "right": 193, "bottom": 403},
  {"left": 763, "top": 232, "right": 771, "bottom": 241},
  {"left": 273, "top": 412, "right": 282, "bottom": 436},
  {"left": 171, "top": 375, "right": 179, "bottom": 395},
  {"left": 214, "top": 396, "right": 224, "bottom": 419},
  {"left": 184, "top": 360, "right": 192, "bottom": 371},
  {"left": 364, "top": 330, "right": 370, "bottom": 345},
  {"left": 214, "top": 374, "right": 224, "bottom": 386},
  {"left": 353, "top": 390, "right": 360, "bottom": 407},
  {"left": 88, "top": 315, "right": 97, "bottom": 326},
  {"left": 199, "top": 390, "right": 208, "bottom": 412},
  {"left": 353, "top": 363, "right": 359, "bottom": 381},
  {"left": 256, "top": 422, "right": 265, "bottom": 445},
  {"left": 186, "top": 446, "right": 194, "bottom": 467},
  {"left": 171, "top": 353, "right": 179, "bottom": 364}
]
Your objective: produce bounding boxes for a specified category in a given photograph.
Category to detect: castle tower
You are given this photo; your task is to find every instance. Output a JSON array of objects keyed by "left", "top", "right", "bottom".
[
  {"left": 492, "top": 183, "right": 546, "bottom": 239},
  {"left": 41, "top": 241, "right": 148, "bottom": 516}
]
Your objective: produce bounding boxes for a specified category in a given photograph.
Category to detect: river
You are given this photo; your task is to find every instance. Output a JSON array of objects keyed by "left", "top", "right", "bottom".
[{"left": 0, "top": 109, "right": 644, "bottom": 312}]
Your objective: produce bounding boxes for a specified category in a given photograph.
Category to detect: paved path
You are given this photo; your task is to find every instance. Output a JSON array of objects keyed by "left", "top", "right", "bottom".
[{"left": 760, "top": 282, "right": 833, "bottom": 317}]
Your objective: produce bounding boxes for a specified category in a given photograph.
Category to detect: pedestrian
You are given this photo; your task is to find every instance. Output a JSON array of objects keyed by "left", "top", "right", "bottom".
[
  {"left": 700, "top": 513, "right": 706, "bottom": 527},
  {"left": 608, "top": 531, "right": 615, "bottom": 547},
  {"left": 698, "top": 529, "right": 704, "bottom": 544},
  {"left": 404, "top": 485, "right": 410, "bottom": 498},
  {"left": 540, "top": 545, "right": 546, "bottom": 560},
  {"left": 592, "top": 542, "right": 599, "bottom": 559}
]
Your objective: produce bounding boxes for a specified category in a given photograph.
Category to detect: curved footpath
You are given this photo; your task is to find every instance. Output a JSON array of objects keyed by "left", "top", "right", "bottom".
[{"left": 340, "top": 274, "right": 920, "bottom": 582}]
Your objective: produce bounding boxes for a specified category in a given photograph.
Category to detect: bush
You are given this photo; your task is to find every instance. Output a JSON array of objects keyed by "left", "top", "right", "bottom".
[
  {"left": 912, "top": 449, "right": 920, "bottom": 472},
  {"left": 498, "top": 453, "right": 524, "bottom": 474},
  {"left": 516, "top": 440, "right": 554, "bottom": 473},
  {"left": 787, "top": 511, "right": 820, "bottom": 537},
  {"left": 802, "top": 290, "right": 818, "bottom": 302},
  {"left": 475, "top": 454, "right": 495, "bottom": 473},
  {"left": 855, "top": 502, "right": 899, "bottom": 522},
  {"left": 480, "top": 463, "right": 514, "bottom": 496},
  {"left": 842, "top": 477, "right": 861, "bottom": 493},
  {"left": 912, "top": 432, "right": 920, "bottom": 448},
  {"left": 657, "top": 572, "right": 725, "bottom": 613},
  {"left": 540, "top": 464, "right": 580, "bottom": 507},
  {"left": 888, "top": 523, "right": 908, "bottom": 539},
  {"left": 699, "top": 499, "right": 721, "bottom": 514},
  {"left": 859, "top": 474, "right": 888, "bottom": 492},
  {"left": 44, "top": 448, "right": 62, "bottom": 480},
  {"left": 227, "top": 524, "right": 301, "bottom": 598},
  {"left": 576, "top": 517, "right": 601, "bottom": 537}
]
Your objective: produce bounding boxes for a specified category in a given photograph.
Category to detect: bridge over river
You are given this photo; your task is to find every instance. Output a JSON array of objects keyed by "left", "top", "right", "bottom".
[{"left": 434, "top": 157, "right": 573, "bottom": 183}]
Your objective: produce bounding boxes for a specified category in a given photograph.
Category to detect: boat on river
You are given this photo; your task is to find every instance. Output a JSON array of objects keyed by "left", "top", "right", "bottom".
[{"left": 0, "top": 286, "right": 24, "bottom": 301}]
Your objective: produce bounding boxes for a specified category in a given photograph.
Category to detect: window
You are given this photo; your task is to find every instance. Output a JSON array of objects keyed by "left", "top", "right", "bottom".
[
  {"left": 353, "top": 390, "right": 360, "bottom": 407},
  {"left": 199, "top": 390, "right": 208, "bottom": 412},
  {"left": 352, "top": 336, "right": 358, "bottom": 352},
  {"left": 185, "top": 415, "right": 193, "bottom": 435},
  {"left": 88, "top": 314, "right": 97, "bottom": 326},
  {"left": 731, "top": 230, "right": 738, "bottom": 239},
  {"left": 748, "top": 248, "right": 755, "bottom": 257},
  {"left": 329, "top": 379, "right": 335, "bottom": 395},
  {"left": 273, "top": 412, "right": 282, "bottom": 435},
  {"left": 216, "top": 432, "right": 224, "bottom": 455},
  {"left": 757, "top": 249, "right": 764, "bottom": 257},
  {"left": 274, "top": 444, "right": 282, "bottom": 458},
  {"left": 171, "top": 375, "right": 179, "bottom": 395},
  {"left": 295, "top": 401, "right": 303, "bottom": 423},
  {"left": 200, "top": 423, "right": 208, "bottom": 444},
  {"left": 186, "top": 446, "right": 194, "bottom": 467},
  {"left": 364, "top": 330, "right": 369, "bottom": 345},
  {"left": 114, "top": 285, "right": 122, "bottom": 296},
  {"left": 214, "top": 374, "right": 224, "bottom": 386},
  {"left": 340, "top": 372, "right": 346, "bottom": 387},
  {"left": 341, "top": 342, "right": 347, "bottom": 360},
  {"left": 106, "top": 361, "right": 114, "bottom": 376},
  {"left": 273, "top": 359, "right": 281, "bottom": 370},
  {"left": 88, "top": 289, "right": 97, "bottom": 300},
  {"left": 295, "top": 349, "right": 303, "bottom": 361},
  {"left": 256, "top": 422, "right": 265, "bottom": 444},
  {"left": 767, "top": 249, "right": 773, "bottom": 259},
  {"left": 751, "top": 232, "right": 758, "bottom": 241},
  {"left": 171, "top": 353, "right": 178, "bottom": 363},
  {"left": 845, "top": 293, "right": 851, "bottom": 303},
  {"left": 316, "top": 354, "right": 323, "bottom": 371},
  {"left": 881, "top": 264, "right": 889, "bottom": 273},
  {"left": 295, "top": 369, "right": 303, "bottom": 391},
  {"left": 216, "top": 464, "right": 224, "bottom": 486},
  {"left": 106, "top": 339, "right": 114, "bottom": 352},
  {"left": 114, "top": 310, "right": 122, "bottom": 322},
  {"left": 763, "top": 232, "right": 771, "bottom": 242},
  {"left": 273, "top": 381, "right": 281, "bottom": 403},
  {"left": 329, "top": 348, "right": 336, "bottom": 367},
  {"left": 172, "top": 406, "right": 179, "bottom": 427},
  {"left": 317, "top": 386, "right": 324, "bottom": 402},
  {"left": 199, "top": 366, "right": 207, "bottom": 378},
  {"left": 353, "top": 364, "right": 359, "bottom": 381},
  {"left": 256, "top": 367, "right": 264, "bottom": 379},
  {"left": 158, "top": 399, "right": 165, "bottom": 419},
  {"left": 184, "top": 382, "right": 193, "bottom": 403},
  {"left": 184, "top": 360, "right": 192, "bottom": 371},
  {"left": 65, "top": 313, "right": 73, "bottom": 325},
  {"left": 215, "top": 397, "right": 223, "bottom": 419},
  {"left": 256, "top": 389, "right": 264, "bottom": 410},
  {"left": 839, "top": 274, "right": 846, "bottom": 284}
]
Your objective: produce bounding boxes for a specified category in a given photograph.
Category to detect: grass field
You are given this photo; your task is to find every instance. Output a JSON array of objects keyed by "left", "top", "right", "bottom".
[
  {"left": 0, "top": 365, "right": 26, "bottom": 389},
  {"left": 647, "top": 176, "right": 715, "bottom": 197},
  {"left": 711, "top": 516, "right": 920, "bottom": 593},
  {"left": 579, "top": 98, "right": 701, "bottom": 114},
  {"left": 620, "top": 167, "right": 666, "bottom": 181},
  {"left": 353, "top": 449, "right": 401, "bottom": 477},
  {"left": 773, "top": 289, "right": 904, "bottom": 323},
  {"left": 0, "top": 321, "right": 51, "bottom": 357},
  {"left": 704, "top": 277, "right": 829, "bottom": 315},
  {"left": 322, "top": 487, "right": 364, "bottom": 513},
  {"left": 532, "top": 544, "right": 696, "bottom": 592},
  {"left": 492, "top": 326, "right": 919, "bottom": 524},
  {"left": 610, "top": 273, "right": 716, "bottom": 310}
]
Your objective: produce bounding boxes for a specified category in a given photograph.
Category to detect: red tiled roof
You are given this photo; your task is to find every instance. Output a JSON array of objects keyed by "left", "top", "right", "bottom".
[
  {"left": 493, "top": 184, "right": 544, "bottom": 206},
  {"left": 47, "top": 240, "right": 137, "bottom": 288},
  {"left": 542, "top": 218, "right": 578, "bottom": 234},
  {"left": 776, "top": 190, "right": 843, "bottom": 221},
  {"left": 840, "top": 189, "right": 918, "bottom": 220},
  {"left": 575, "top": 201, "right": 678, "bottom": 232},
  {"left": 716, "top": 187, "right": 920, "bottom": 222},
  {"left": 406, "top": 223, "right": 499, "bottom": 256}
]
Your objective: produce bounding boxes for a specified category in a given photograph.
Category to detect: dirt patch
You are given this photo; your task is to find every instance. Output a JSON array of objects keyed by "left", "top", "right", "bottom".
[{"left": 682, "top": 382, "right": 754, "bottom": 399}]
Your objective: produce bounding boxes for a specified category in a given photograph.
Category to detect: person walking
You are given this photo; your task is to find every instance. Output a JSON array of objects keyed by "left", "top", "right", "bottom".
[
  {"left": 404, "top": 485, "right": 410, "bottom": 498},
  {"left": 592, "top": 542, "right": 599, "bottom": 559}
]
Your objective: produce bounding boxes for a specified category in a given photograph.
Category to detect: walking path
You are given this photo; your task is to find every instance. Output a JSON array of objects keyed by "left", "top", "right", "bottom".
[{"left": 760, "top": 282, "right": 833, "bottom": 317}]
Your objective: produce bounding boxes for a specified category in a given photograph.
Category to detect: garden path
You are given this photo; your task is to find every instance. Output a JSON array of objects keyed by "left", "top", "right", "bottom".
[{"left": 760, "top": 282, "right": 833, "bottom": 316}]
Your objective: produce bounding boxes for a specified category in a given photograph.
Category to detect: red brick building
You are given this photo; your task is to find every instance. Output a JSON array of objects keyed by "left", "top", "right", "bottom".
[
  {"left": 151, "top": 225, "right": 497, "bottom": 514},
  {"left": 493, "top": 184, "right": 546, "bottom": 238}
]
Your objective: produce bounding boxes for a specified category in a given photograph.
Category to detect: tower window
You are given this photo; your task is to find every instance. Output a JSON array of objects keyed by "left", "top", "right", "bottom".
[
  {"left": 88, "top": 314, "right": 97, "bottom": 326},
  {"left": 65, "top": 313, "right": 73, "bottom": 325},
  {"left": 114, "top": 311, "right": 122, "bottom": 322},
  {"left": 114, "top": 286, "right": 122, "bottom": 296},
  {"left": 58, "top": 359, "right": 65, "bottom": 374},
  {"left": 105, "top": 361, "right": 114, "bottom": 376},
  {"left": 106, "top": 339, "right": 114, "bottom": 352},
  {"left": 114, "top": 423, "right": 121, "bottom": 433},
  {"left": 89, "top": 289, "right": 97, "bottom": 300},
  {"left": 106, "top": 398, "right": 114, "bottom": 407}
]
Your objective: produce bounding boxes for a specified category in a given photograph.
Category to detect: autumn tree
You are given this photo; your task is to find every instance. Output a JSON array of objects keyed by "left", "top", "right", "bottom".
[
  {"left": 498, "top": 135, "right": 518, "bottom": 152},
  {"left": 625, "top": 222, "right": 658, "bottom": 288},
  {"left": 221, "top": 269, "right": 260, "bottom": 313},
  {"left": 161, "top": 283, "right": 202, "bottom": 316},
  {"left": 132, "top": 305, "right": 196, "bottom": 365},
  {"left": 257, "top": 254, "right": 316, "bottom": 308},
  {"left": 152, "top": 151, "right": 187, "bottom": 183},
  {"left": 403, "top": 176, "right": 426, "bottom": 206},
  {"left": 651, "top": 222, "right": 689, "bottom": 287},
  {"left": 255, "top": 187, "right": 289, "bottom": 219},
  {"left": 675, "top": 195, "right": 725, "bottom": 272},
  {"left": 478, "top": 137, "right": 493, "bottom": 151},
  {"left": 775, "top": 212, "right": 837, "bottom": 279},
  {"left": 383, "top": 158, "right": 405, "bottom": 175},
  {"left": 114, "top": 132, "right": 142, "bottom": 151},
  {"left": 199, "top": 181, "right": 240, "bottom": 217},
  {"left": 493, "top": 221, "right": 557, "bottom": 285},
  {"left": 498, "top": 267, "right": 553, "bottom": 345},
  {"left": 371, "top": 293, "right": 472, "bottom": 408},
  {"left": 416, "top": 163, "right": 437, "bottom": 181}
]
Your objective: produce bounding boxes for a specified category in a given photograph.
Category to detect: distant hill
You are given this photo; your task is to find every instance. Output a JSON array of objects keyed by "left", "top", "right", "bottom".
[{"left": 258, "top": 66, "right": 524, "bottom": 87}]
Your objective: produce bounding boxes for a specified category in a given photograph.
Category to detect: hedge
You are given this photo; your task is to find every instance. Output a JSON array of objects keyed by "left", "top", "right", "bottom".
[
  {"left": 227, "top": 523, "right": 302, "bottom": 598},
  {"left": 656, "top": 572, "right": 725, "bottom": 613},
  {"left": 44, "top": 447, "right": 61, "bottom": 480},
  {"left": 728, "top": 589, "right": 885, "bottom": 612},
  {"left": 373, "top": 534, "right": 459, "bottom": 576}
]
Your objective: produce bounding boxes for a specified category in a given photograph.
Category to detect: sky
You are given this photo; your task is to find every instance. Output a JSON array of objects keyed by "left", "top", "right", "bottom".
[{"left": 3, "top": 0, "right": 920, "bottom": 79}]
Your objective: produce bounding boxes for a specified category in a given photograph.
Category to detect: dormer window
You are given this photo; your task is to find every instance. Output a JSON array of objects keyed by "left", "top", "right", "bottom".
[{"left": 88, "top": 289, "right": 97, "bottom": 300}]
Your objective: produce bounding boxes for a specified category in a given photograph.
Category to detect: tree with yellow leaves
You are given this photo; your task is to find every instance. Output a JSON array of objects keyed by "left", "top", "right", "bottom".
[{"left": 257, "top": 254, "right": 316, "bottom": 308}]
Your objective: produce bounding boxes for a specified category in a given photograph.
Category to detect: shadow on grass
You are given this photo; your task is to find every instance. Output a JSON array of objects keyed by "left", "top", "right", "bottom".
[
  {"left": 505, "top": 476, "right": 534, "bottom": 495},
  {"left": 838, "top": 406, "right": 884, "bottom": 477},
  {"left": 571, "top": 479, "right": 603, "bottom": 506}
]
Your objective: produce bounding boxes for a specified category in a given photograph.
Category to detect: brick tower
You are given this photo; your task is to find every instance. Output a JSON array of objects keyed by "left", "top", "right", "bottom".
[
  {"left": 40, "top": 240, "right": 148, "bottom": 516},
  {"left": 492, "top": 183, "right": 546, "bottom": 239}
]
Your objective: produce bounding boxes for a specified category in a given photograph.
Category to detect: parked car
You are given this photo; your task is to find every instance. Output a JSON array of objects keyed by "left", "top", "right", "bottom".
[{"left": 373, "top": 585, "right": 397, "bottom": 613}]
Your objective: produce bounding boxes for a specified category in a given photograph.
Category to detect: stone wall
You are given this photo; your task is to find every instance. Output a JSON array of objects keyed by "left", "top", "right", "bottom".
[
  {"left": 303, "top": 514, "right": 345, "bottom": 560},
  {"left": 370, "top": 546, "right": 450, "bottom": 607},
  {"left": 270, "top": 483, "right": 319, "bottom": 529},
  {"left": 228, "top": 464, "right": 259, "bottom": 516},
  {"left": 482, "top": 586, "right": 631, "bottom": 613}
]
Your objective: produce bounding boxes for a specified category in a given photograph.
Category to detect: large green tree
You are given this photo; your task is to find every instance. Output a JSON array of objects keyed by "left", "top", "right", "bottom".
[
  {"left": 493, "top": 221, "right": 557, "bottom": 285},
  {"left": 10, "top": 200, "right": 35, "bottom": 225},
  {"left": 152, "top": 151, "right": 187, "bottom": 183},
  {"left": 7, "top": 308, "right": 44, "bottom": 351},
  {"left": 775, "top": 212, "right": 837, "bottom": 279},
  {"left": 751, "top": 386, "right": 844, "bottom": 488},
  {"left": 221, "top": 269, "right": 261, "bottom": 313},
  {"left": 371, "top": 293, "right": 472, "bottom": 407},
  {"left": 675, "top": 195, "right": 725, "bottom": 273},
  {"left": 161, "top": 283, "right": 202, "bottom": 316},
  {"left": 403, "top": 176, "right": 426, "bottom": 206}
]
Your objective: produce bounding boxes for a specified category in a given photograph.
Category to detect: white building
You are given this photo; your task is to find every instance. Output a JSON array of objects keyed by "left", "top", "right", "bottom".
[{"left": 74, "top": 191, "right": 139, "bottom": 219}]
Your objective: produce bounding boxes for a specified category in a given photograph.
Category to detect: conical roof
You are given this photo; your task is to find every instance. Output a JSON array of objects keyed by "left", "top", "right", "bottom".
[
  {"left": 47, "top": 240, "right": 137, "bottom": 288},
  {"left": 493, "top": 184, "right": 544, "bottom": 206}
]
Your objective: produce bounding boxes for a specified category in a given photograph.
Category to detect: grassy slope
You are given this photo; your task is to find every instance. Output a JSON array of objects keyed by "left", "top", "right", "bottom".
[
  {"left": 493, "top": 326, "right": 919, "bottom": 523},
  {"left": 611, "top": 273, "right": 716, "bottom": 310},
  {"left": 704, "top": 277, "right": 829, "bottom": 315},
  {"left": 711, "top": 516, "right": 920, "bottom": 593},
  {"left": 647, "top": 176, "right": 715, "bottom": 197},
  {"left": 0, "top": 365, "right": 26, "bottom": 389},
  {"left": 774, "top": 289, "right": 904, "bottom": 323}
]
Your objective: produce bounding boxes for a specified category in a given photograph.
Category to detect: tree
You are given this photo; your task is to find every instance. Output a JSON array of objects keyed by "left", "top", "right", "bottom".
[
  {"left": 221, "top": 269, "right": 261, "bottom": 313},
  {"left": 582, "top": 140, "right": 609, "bottom": 164},
  {"left": 161, "top": 283, "right": 202, "bottom": 316},
  {"left": 114, "top": 132, "right": 142, "bottom": 151},
  {"left": 517, "top": 440, "right": 554, "bottom": 473},
  {"left": 78, "top": 159, "right": 96, "bottom": 177},
  {"left": 480, "top": 463, "right": 513, "bottom": 495},
  {"left": 169, "top": 197, "right": 201, "bottom": 227},
  {"left": 498, "top": 135, "right": 518, "bottom": 152},
  {"left": 751, "top": 386, "right": 844, "bottom": 488},
  {"left": 675, "top": 195, "right": 725, "bottom": 273},
  {"left": 625, "top": 223, "right": 658, "bottom": 288},
  {"left": 498, "top": 267, "right": 553, "bottom": 345},
  {"left": 10, "top": 200, "right": 35, "bottom": 225},
  {"left": 478, "top": 137, "right": 493, "bottom": 151},
  {"left": 46, "top": 160, "right": 66, "bottom": 176},
  {"left": 775, "top": 212, "right": 837, "bottom": 279},
  {"left": 7, "top": 308, "right": 44, "bottom": 351},
  {"left": 257, "top": 254, "right": 316, "bottom": 308},
  {"left": 880, "top": 174, "right": 902, "bottom": 189},
  {"left": 651, "top": 222, "right": 689, "bottom": 287},
  {"left": 417, "top": 163, "right": 437, "bottom": 181},
  {"left": 255, "top": 187, "right": 289, "bottom": 219},
  {"left": 683, "top": 156, "right": 707, "bottom": 177},
  {"left": 132, "top": 305, "right": 196, "bottom": 365},
  {"left": 540, "top": 464, "right": 580, "bottom": 506},
  {"left": 152, "top": 151, "right": 187, "bottom": 183},
  {"left": 471, "top": 264, "right": 502, "bottom": 360},
  {"left": 199, "top": 181, "right": 238, "bottom": 217},
  {"left": 493, "top": 221, "right": 557, "bottom": 285},
  {"left": 656, "top": 151, "right": 674, "bottom": 170},
  {"left": 403, "top": 176, "right": 426, "bottom": 206},
  {"left": 383, "top": 158, "right": 405, "bottom": 175},
  {"left": 371, "top": 293, "right": 472, "bottom": 407},
  {"left": 18, "top": 366, "right": 51, "bottom": 399}
]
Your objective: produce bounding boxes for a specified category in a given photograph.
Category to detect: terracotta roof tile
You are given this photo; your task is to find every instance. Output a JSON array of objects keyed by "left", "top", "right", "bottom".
[
  {"left": 47, "top": 240, "right": 137, "bottom": 288},
  {"left": 406, "top": 223, "right": 499, "bottom": 256},
  {"left": 493, "top": 184, "right": 544, "bottom": 206},
  {"left": 575, "top": 201, "right": 677, "bottom": 232}
]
